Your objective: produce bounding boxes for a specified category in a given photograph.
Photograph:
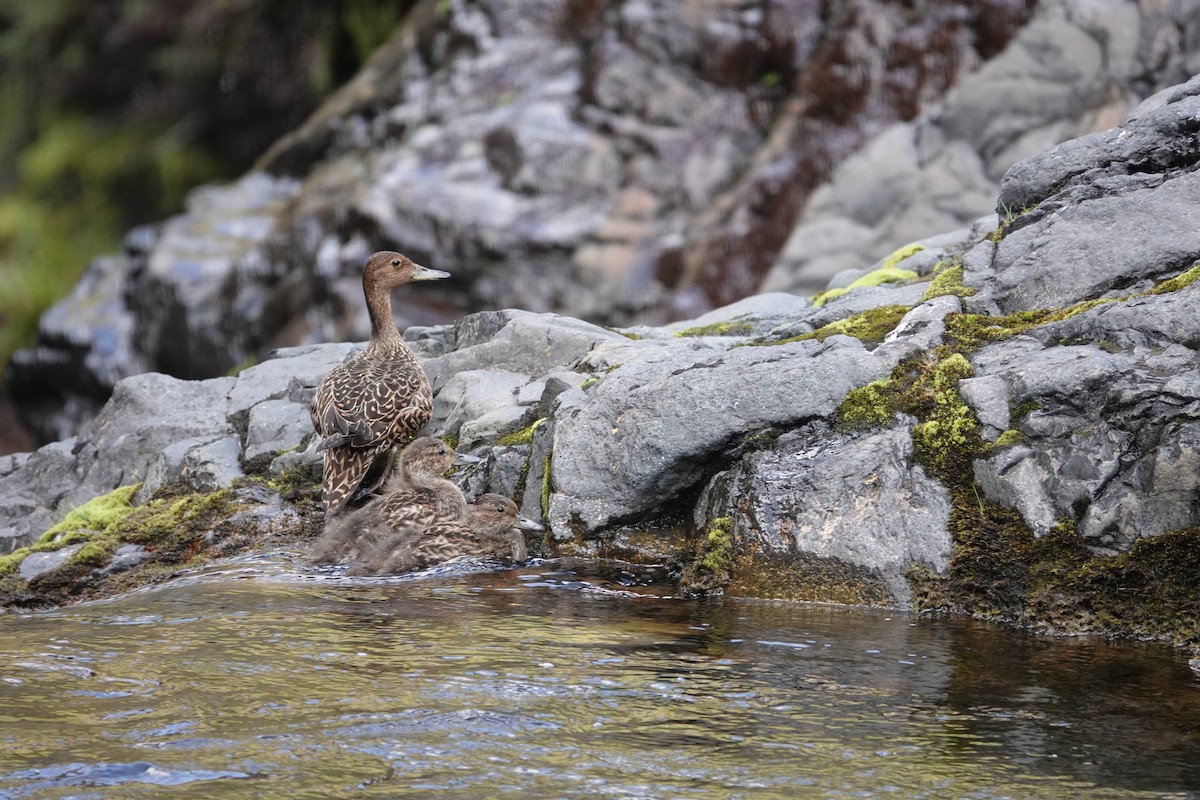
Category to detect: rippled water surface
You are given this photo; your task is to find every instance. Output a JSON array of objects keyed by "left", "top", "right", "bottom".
[{"left": 2, "top": 553, "right": 1199, "bottom": 799}]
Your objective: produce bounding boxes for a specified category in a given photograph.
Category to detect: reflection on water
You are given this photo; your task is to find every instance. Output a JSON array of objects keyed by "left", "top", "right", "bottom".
[{"left": 1, "top": 553, "right": 1198, "bottom": 799}]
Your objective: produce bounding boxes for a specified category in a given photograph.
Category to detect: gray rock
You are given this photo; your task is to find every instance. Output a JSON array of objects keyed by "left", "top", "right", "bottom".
[
  {"left": 983, "top": 87, "right": 1200, "bottom": 313},
  {"left": 243, "top": 399, "right": 313, "bottom": 465},
  {"left": 547, "top": 336, "right": 889, "bottom": 532},
  {"left": 427, "top": 369, "right": 530, "bottom": 441},
  {"left": 700, "top": 424, "right": 953, "bottom": 605},
  {"left": 421, "top": 311, "right": 623, "bottom": 392},
  {"left": 97, "top": 544, "right": 149, "bottom": 577},
  {"left": 68, "top": 372, "right": 237, "bottom": 501},
  {"left": 19, "top": 545, "right": 83, "bottom": 581},
  {"left": 958, "top": 375, "right": 1012, "bottom": 441}
]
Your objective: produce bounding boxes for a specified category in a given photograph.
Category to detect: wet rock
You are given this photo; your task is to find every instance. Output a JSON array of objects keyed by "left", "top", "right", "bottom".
[
  {"left": 19, "top": 546, "right": 83, "bottom": 582},
  {"left": 696, "top": 424, "right": 953, "bottom": 605},
  {"left": 97, "top": 544, "right": 149, "bottom": 577}
]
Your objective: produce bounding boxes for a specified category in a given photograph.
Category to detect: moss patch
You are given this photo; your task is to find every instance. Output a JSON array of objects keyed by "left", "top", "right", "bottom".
[
  {"left": 497, "top": 418, "right": 546, "bottom": 446},
  {"left": 755, "top": 305, "right": 911, "bottom": 348},
  {"left": 921, "top": 264, "right": 976, "bottom": 302},
  {"left": 673, "top": 320, "right": 754, "bottom": 338},
  {"left": 1150, "top": 261, "right": 1200, "bottom": 295},
  {"left": 540, "top": 452, "right": 553, "bottom": 519},
  {"left": 679, "top": 516, "right": 734, "bottom": 594}
]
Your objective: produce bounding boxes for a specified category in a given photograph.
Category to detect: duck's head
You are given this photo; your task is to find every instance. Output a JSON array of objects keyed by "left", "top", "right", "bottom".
[
  {"left": 471, "top": 493, "right": 520, "bottom": 532},
  {"left": 400, "top": 436, "right": 457, "bottom": 477},
  {"left": 472, "top": 493, "right": 545, "bottom": 533},
  {"left": 364, "top": 250, "right": 450, "bottom": 291}
]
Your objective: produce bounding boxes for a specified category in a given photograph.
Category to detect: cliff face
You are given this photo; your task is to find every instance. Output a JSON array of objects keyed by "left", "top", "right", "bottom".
[
  {"left": 2, "top": 74, "right": 1200, "bottom": 648},
  {"left": 20, "top": 0, "right": 1200, "bottom": 445}
]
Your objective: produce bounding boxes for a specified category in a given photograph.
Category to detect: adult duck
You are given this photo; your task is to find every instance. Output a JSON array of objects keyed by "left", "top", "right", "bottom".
[
  {"left": 308, "top": 436, "right": 460, "bottom": 566},
  {"left": 350, "top": 494, "right": 543, "bottom": 576},
  {"left": 309, "top": 251, "right": 449, "bottom": 514}
]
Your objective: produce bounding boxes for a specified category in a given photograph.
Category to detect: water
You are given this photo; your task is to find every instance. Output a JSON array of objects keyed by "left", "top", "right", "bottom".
[{"left": 1, "top": 554, "right": 1198, "bottom": 799}]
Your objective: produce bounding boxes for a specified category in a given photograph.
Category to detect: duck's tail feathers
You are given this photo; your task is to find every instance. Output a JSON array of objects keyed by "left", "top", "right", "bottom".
[{"left": 322, "top": 446, "right": 378, "bottom": 515}]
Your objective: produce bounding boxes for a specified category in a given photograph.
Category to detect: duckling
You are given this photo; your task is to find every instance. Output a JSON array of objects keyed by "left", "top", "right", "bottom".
[
  {"left": 351, "top": 493, "right": 543, "bottom": 576},
  {"left": 309, "top": 251, "right": 450, "bottom": 514},
  {"left": 307, "top": 437, "right": 460, "bottom": 566},
  {"left": 371, "top": 437, "right": 469, "bottom": 530}
]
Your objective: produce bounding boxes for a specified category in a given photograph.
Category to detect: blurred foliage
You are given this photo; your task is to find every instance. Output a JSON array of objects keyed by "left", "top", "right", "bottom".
[{"left": 0, "top": 0, "right": 415, "bottom": 383}]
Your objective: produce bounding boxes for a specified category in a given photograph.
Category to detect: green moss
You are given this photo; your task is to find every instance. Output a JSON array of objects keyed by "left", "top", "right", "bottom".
[
  {"left": 1149, "top": 262, "right": 1200, "bottom": 295},
  {"left": 679, "top": 516, "right": 734, "bottom": 594},
  {"left": 759, "top": 305, "right": 911, "bottom": 348},
  {"left": 1028, "top": 526, "right": 1200, "bottom": 643},
  {"left": 580, "top": 376, "right": 600, "bottom": 390},
  {"left": 989, "top": 429, "right": 1026, "bottom": 449},
  {"left": 673, "top": 320, "right": 754, "bottom": 338},
  {"left": 835, "top": 351, "right": 981, "bottom": 483},
  {"left": 920, "top": 264, "right": 976, "bottom": 302},
  {"left": 814, "top": 265, "right": 921, "bottom": 307},
  {"left": 835, "top": 379, "right": 899, "bottom": 431},
  {"left": 540, "top": 452, "right": 553, "bottom": 519},
  {"left": 39, "top": 485, "right": 140, "bottom": 545},
  {"left": 497, "top": 417, "right": 546, "bottom": 446},
  {"left": 943, "top": 299, "right": 1112, "bottom": 352}
]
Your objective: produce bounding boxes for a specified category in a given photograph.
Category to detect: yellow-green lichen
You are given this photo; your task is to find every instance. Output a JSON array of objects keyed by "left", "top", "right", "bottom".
[
  {"left": 39, "top": 484, "right": 140, "bottom": 546},
  {"left": 497, "top": 417, "right": 546, "bottom": 447},
  {"left": 673, "top": 320, "right": 754, "bottom": 338},
  {"left": 920, "top": 264, "right": 976, "bottom": 302},
  {"left": 1150, "top": 262, "right": 1200, "bottom": 295},
  {"left": 835, "top": 379, "right": 899, "bottom": 431},
  {"left": 680, "top": 516, "right": 734, "bottom": 594},
  {"left": 540, "top": 452, "right": 553, "bottom": 519},
  {"left": 755, "top": 305, "right": 911, "bottom": 348},
  {"left": 580, "top": 376, "right": 600, "bottom": 390},
  {"left": 989, "top": 429, "right": 1026, "bottom": 449}
]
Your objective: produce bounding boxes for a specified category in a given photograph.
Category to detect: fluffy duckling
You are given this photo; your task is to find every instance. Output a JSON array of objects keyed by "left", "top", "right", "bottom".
[
  {"left": 307, "top": 437, "right": 460, "bottom": 566},
  {"left": 372, "top": 437, "right": 469, "bottom": 530},
  {"left": 309, "top": 251, "right": 449, "bottom": 515},
  {"left": 350, "top": 493, "right": 543, "bottom": 576}
]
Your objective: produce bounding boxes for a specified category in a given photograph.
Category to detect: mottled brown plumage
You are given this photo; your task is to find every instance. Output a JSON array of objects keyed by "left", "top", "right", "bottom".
[
  {"left": 307, "top": 436, "right": 460, "bottom": 566},
  {"left": 350, "top": 493, "right": 543, "bottom": 576},
  {"left": 309, "top": 251, "right": 449, "bottom": 515},
  {"left": 372, "top": 437, "right": 468, "bottom": 529}
]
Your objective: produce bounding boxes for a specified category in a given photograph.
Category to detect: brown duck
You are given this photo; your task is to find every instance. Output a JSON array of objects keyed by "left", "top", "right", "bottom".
[
  {"left": 350, "top": 493, "right": 543, "bottom": 576},
  {"left": 308, "top": 436, "right": 463, "bottom": 565},
  {"left": 309, "top": 251, "right": 449, "bottom": 514},
  {"left": 373, "top": 437, "right": 469, "bottom": 529}
]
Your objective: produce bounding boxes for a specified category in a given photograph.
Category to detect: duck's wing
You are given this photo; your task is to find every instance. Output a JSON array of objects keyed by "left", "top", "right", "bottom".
[
  {"left": 310, "top": 356, "right": 432, "bottom": 451},
  {"left": 321, "top": 445, "right": 380, "bottom": 515}
]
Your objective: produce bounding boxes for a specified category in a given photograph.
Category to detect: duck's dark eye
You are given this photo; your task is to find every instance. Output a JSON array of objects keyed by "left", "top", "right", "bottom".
[{"left": 391, "top": 258, "right": 401, "bottom": 267}]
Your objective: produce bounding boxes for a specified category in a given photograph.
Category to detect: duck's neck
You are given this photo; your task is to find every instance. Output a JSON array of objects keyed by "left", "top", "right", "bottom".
[{"left": 364, "top": 278, "right": 403, "bottom": 347}]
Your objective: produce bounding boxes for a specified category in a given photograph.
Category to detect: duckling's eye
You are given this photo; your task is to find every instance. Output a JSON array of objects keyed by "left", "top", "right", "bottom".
[{"left": 391, "top": 258, "right": 401, "bottom": 267}]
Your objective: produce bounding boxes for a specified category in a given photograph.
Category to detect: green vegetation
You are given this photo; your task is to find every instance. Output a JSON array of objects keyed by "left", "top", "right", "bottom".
[
  {"left": 921, "top": 263, "right": 976, "bottom": 302},
  {"left": 497, "top": 418, "right": 546, "bottom": 446},
  {"left": 680, "top": 516, "right": 734, "bottom": 594},
  {"left": 751, "top": 305, "right": 911, "bottom": 349},
  {"left": 673, "top": 320, "right": 754, "bottom": 338},
  {"left": 540, "top": 452, "right": 553, "bottom": 519},
  {"left": 813, "top": 243, "right": 925, "bottom": 307}
]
